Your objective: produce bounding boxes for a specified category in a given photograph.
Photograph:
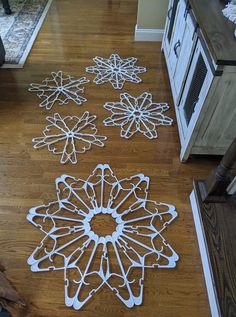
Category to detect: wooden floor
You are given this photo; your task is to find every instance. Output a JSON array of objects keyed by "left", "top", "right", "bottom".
[{"left": 0, "top": 0, "right": 220, "bottom": 316}]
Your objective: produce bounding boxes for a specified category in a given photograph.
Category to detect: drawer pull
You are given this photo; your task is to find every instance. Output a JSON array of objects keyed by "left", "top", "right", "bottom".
[
  {"left": 184, "top": 3, "right": 190, "bottom": 20},
  {"left": 174, "top": 40, "right": 181, "bottom": 57},
  {"left": 167, "top": 7, "right": 173, "bottom": 20}
]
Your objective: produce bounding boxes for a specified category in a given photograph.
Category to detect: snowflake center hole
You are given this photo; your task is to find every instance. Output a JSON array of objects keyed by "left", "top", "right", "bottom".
[
  {"left": 113, "top": 67, "right": 120, "bottom": 72},
  {"left": 67, "top": 131, "right": 74, "bottom": 137},
  {"left": 90, "top": 213, "right": 117, "bottom": 237},
  {"left": 133, "top": 110, "right": 141, "bottom": 116}
]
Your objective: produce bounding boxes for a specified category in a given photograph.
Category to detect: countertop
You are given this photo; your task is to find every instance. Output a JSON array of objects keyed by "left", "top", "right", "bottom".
[{"left": 189, "top": 0, "right": 236, "bottom": 65}]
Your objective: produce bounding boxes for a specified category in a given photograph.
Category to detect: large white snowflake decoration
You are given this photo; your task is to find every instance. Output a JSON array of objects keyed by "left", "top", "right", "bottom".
[
  {"left": 32, "top": 112, "right": 107, "bottom": 164},
  {"left": 103, "top": 92, "right": 173, "bottom": 139},
  {"left": 29, "top": 71, "right": 90, "bottom": 110},
  {"left": 27, "top": 164, "right": 179, "bottom": 310},
  {"left": 85, "top": 54, "right": 147, "bottom": 89}
]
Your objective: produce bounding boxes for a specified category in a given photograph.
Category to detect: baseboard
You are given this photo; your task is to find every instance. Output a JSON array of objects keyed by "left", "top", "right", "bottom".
[
  {"left": 190, "top": 190, "right": 221, "bottom": 317},
  {"left": 134, "top": 24, "right": 164, "bottom": 42}
]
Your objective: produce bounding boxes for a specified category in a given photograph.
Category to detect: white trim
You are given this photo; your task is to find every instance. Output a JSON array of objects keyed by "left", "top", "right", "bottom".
[
  {"left": 1, "top": 0, "right": 53, "bottom": 69},
  {"left": 227, "top": 176, "right": 236, "bottom": 195},
  {"left": 134, "top": 24, "right": 164, "bottom": 42},
  {"left": 190, "top": 191, "right": 221, "bottom": 317}
]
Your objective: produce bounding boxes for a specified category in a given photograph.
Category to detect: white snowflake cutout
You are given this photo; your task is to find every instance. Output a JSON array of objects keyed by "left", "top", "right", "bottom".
[
  {"left": 103, "top": 92, "right": 173, "bottom": 139},
  {"left": 27, "top": 164, "right": 179, "bottom": 310},
  {"left": 29, "top": 71, "right": 90, "bottom": 110},
  {"left": 86, "top": 54, "right": 147, "bottom": 89},
  {"left": 32, "top": 112, "right": 107, "bottom": 164}
]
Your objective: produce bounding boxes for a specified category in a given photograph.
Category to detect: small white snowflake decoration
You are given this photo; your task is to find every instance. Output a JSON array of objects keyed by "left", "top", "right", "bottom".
[
  {"left": 103, "top": 92, "right": 173, "bottom": 139},
  {"left": 27, "top": 164, "right": 179, "bottom": 310},
  {"left": 29, "top": 71, "right": 90, "bottom": 110},
  {"left": 32, "top": 112, "right": 107, "bottom": 164},
  {"left": 85, "top": 54, "right": 147, "bottom": 89}
]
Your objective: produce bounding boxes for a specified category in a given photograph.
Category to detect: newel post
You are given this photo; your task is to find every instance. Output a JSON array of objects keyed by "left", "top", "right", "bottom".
[{"left": 200, "top": 137, "right": 236, "bottom": 202}]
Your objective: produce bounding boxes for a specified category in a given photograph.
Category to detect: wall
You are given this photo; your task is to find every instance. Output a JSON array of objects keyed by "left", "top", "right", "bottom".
[{"left": 137, "top": 0, "right": 168, "bottom": 29}]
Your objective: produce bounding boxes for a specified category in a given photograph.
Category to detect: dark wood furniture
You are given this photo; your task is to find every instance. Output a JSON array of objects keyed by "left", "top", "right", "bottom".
[
  {"left": 0, "top": 264, "right": 20, "bottom": 317},
  {"left": 0, "top": 37, "right": 5, "bottom": 66},
  {"left": 1, "top": 0, "right": 12, "bottom": 15},
  {"left": 0, "top": 0, "right": 12, "bottom": 67},
  {"left": 190, "top": 138, "right": 236, "bottom": 316},
  {"left": 0, "top": 309, "right": 12, "bottom": 317}
]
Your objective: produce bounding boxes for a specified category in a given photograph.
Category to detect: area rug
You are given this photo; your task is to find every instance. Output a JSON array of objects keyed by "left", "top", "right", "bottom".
[{"left": 0, "top": 0, "right": 53, "bottom": 68}]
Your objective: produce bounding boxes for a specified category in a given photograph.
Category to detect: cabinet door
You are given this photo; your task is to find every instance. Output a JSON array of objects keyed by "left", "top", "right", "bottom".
[
  {"left": 168, "top": 0, "right": 186, "bottom": 77},
  {"left": 178, "top": 40, "right": 214, "bottom": 137},
  {"left": 173, "top": 12, "right": 197, "bottom": 103},
  {"left": 163, "top": 0, "right": 179, "bottom": 55}
]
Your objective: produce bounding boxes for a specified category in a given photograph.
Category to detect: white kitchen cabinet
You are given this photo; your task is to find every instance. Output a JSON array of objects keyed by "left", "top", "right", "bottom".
[{"left": 162, "top": 0, "right": 236, "bottom": 161}]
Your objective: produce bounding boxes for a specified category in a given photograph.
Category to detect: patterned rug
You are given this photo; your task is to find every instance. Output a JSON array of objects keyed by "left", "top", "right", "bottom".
[{"left": 0, "top": 0, "right": 53, "bottom": 68}]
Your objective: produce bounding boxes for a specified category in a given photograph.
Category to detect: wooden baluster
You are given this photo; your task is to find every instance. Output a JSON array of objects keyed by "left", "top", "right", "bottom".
[{"left": 199, "top": 137, "right": 236, "bottom": 202}]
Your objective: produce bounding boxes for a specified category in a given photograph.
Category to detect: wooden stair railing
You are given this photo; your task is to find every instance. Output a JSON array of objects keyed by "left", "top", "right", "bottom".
[
  {"left": 190, "top": 137, "right": 236, "bottom": 317},
  {"left": 198, "top": 137, "right": 236, "bottom": 202}
]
